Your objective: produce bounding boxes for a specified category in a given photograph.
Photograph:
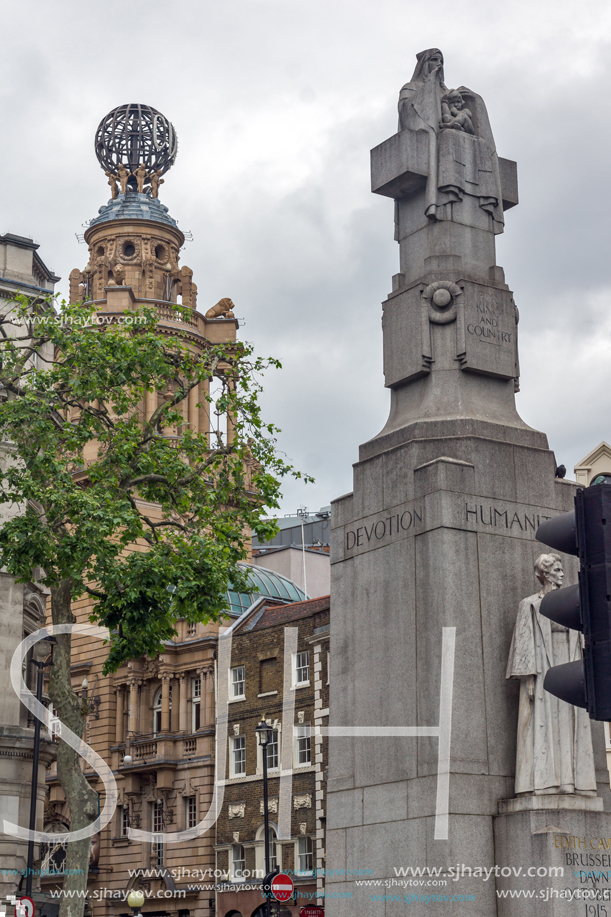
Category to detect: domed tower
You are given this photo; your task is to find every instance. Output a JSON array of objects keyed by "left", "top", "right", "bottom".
[{"left": 69, "top": 103, "right": 237, "bottom": 430}]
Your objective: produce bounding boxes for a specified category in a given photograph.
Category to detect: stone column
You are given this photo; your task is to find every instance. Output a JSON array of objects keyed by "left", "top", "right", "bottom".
[
  {"left": 198, "top": 379, "right": 210, "bottom": 445},
  {"left": 161, "top": 674, "right": 171, "bottom": 734},
  {"left": 128, "top": 680, "right": 139, "bottom": 736},
  {"left": 145, "top": 390, "right": 157, "bottom": 424},
  {"left": 188, "top": 385, "right": 199, "bottom": 434},
  {"left": 179, "top": 675, "right": 188, "bottom": 733},
  {"left": 204, "top": 666, "right": 215, "bottom": 727},
  {"left": 115, "top": 687, "right": 124, "bottom": 744}
]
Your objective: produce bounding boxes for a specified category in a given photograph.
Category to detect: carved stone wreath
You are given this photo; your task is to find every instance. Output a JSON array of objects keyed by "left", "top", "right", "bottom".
[
  {"left": 293, "top": 793, "right": 312, "bottom": 809},
  {"left": 422, "top": 280, "right": 462, "bottom": 324},
  {"left": 118, "top": 236, "right": 141, "bottom": 263},
  {"left": 228, "top": 803, "right": 246, "bottom": 819},
  {"left": 152, "top": 240, "right": 169, "bottom": 264}
]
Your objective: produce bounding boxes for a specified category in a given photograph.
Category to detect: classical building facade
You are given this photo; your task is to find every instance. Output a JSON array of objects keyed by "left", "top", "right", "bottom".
[
  {"left": 0, "top": 232, "right": 59, "bottom": 897},
  {"left": 214, "top": 594, "right": 329, "bottom": 917}
]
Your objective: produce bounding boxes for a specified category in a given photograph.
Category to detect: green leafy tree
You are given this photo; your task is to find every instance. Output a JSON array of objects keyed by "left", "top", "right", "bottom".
[{"left": 0, "top": 295, "right": 308, "bottom": 917}]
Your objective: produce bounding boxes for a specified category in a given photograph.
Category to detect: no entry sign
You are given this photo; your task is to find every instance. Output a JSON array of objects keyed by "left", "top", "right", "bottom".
[
  {"left": 300, "top": 907, "right": 325, "bottom": 917},
  {"left": 271, "top": 873, "right": 294, "bottom": 902},
  {"left": 16, "top": 899, "right": 35, "bottom": 917}
]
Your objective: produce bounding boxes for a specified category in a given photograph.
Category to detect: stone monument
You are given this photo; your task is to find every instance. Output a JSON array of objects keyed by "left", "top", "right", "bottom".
[{"left": 326, "top": 49, "right": 611, "bottom": 915}]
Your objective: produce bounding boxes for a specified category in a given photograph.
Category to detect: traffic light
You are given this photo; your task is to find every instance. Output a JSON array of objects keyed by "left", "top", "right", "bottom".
[
  {"left": 536, "top": 479, "right": 611, "bottom": 720},
  {"left": 262, "top": 867, "right": 279, "bottom": 899}
]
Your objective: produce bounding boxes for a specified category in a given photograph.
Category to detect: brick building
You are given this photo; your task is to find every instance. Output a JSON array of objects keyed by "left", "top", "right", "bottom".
[
  {"left": 215, "top": 595, "right": 330, "bottom": 917},
  {"left": 40, "top": 566, "right": 307, "bottom": 917}
]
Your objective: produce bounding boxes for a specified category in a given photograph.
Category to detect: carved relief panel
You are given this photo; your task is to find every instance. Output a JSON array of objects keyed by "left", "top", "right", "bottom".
[{"left": 382, "top": 278, "right": 519, "bottom": 387}]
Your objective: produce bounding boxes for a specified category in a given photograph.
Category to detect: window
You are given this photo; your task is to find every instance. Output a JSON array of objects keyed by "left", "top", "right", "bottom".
[
  {"left": 255, "top": 824, "right": 281, "bottom": 875},
  {"left": 153, "top": 689, "right": 162, "bottom": 735},
  {"left": 268, "top": 830, "right": 279, "bottom": 872},
  {"left": 231, "top": 735, "right": 246, "bottom": 777},
  {"left": 294, "top": 651, "right": 310, "bottom": 686},
  {"left": 295, "top": 724, "right": 311, "bottom": 765},
  {"left": 192, "top": 676, "right": 201, "bottom": 732},
  {"left": 152, "top": 801, "right": 164, "bottom": 865},
  {"left": 153, "top": 685, "right": 172, "bottom": 735},
  {"left": 231, "top": 666, "right": 245, "bottom": 699},
  {"left": 187, "top": 621, "right": 197, "bottom": 637},
  {"left": 232, "top": 844, "right": 245, "bottom": 880},
  {"left": 120, "top": 805, "right": 129, "bottom": 837},
  {"left": 186, "top": 796, "right": 197, "bottom": 829},
  {"left": 259, "top": 658, "right": 277, "bottom": 694},
  {"left": 297, "top": 836, "right": 314, "bottom": 874},
  {"left": 266, "top": 730, "right": 279, "bottom": 770}
]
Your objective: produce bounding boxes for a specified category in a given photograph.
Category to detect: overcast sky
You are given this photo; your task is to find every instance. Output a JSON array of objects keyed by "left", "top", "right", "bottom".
[{"left": 1, "top": 0, "right": 610, "bottom": 516}]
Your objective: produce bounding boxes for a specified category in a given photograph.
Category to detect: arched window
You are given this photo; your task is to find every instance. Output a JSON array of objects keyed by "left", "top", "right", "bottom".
[
  {"left": 153, "top": 685, "right": 172, "bottom": 735},
  {"left": 255, "top": 823, "right": 280, "bottom": 875},
  {"left": 153, "top": 688, "right": 162, "bottom": 735}
]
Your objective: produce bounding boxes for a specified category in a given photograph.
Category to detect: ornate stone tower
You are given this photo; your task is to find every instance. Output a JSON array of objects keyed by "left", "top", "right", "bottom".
[
  {"left": 69, "top": 103, "right": 237, "bottom": 440},
  {"left": 42, "top": 105, "right": 240, "bottom": 915}
]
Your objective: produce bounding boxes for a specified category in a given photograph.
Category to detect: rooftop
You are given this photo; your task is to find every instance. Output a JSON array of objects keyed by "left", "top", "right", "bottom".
[
  {"left": 225, "top": 562, "right": 308, "bottom": 616},
  {"left": 89, "top": 191, "right": 178, "bottom": 229},
  {"left": 233, "top": 594, "right": 330, "bottom": 635}
]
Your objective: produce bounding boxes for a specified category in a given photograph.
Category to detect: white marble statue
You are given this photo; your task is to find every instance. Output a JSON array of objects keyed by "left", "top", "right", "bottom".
[{"left": 506, "top": 554, "right": 596, "bottom": 795}]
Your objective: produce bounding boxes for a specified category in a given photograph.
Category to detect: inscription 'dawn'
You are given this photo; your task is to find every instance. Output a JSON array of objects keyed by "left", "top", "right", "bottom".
[
  {"left": 346, "top": 508, "right": 423, "bottom": 550},
  {"left": 465, "top": 503, "right": 552, "bottom": 532}
]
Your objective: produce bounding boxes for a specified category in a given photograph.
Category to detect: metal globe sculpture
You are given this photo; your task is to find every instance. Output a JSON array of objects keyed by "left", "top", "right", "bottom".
[{"left": 94, "top": 104, "right": 178, "bottom": 193}]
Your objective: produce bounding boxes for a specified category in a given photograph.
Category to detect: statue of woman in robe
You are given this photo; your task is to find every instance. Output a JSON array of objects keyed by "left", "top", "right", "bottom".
[
  {"left": 506, "top": 553, "right": 596, "bottom": 796},
  {"left": 398, "top": 48, "right": 504, "bottom": 233}
]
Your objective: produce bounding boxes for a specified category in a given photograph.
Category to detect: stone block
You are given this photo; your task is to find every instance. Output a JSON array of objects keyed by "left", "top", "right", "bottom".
[
  {"left": 325, "top": 828, "right": 347, "bottom": 877},
  {"left": 494, "top": 808, "right": 611, "bottom": 916},
  {"left": 414, "top": 455, "right": 475, "bottom": 498},
  {"left": 326, "top": 788, "right": 363, "bottom": 829},
  {"left": 363, "top": 781, "right": 408, "bottom": 824},
  {"left": 370, "top": 128, "right": 429, "bottom": 199}
]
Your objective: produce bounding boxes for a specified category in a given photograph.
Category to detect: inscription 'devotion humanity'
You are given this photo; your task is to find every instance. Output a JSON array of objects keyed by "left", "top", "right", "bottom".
[
  {"left": 343, "top": 499, "right": 556, "bottom": 556},
  {"left": 345, "top": 508, "right": 423, "bottom": 550},
  {"left": 465, "top": 503, "right": 552, "bottom": 532}
]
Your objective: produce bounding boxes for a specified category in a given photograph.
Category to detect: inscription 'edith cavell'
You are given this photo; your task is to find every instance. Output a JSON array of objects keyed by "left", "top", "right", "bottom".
[{"left": 346, "top": 508, "right": 423, "bottom": 551}]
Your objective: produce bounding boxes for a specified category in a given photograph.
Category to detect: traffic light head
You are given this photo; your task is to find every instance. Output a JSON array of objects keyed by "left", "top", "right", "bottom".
[{"left": 536, "top": 481, "right": 611, "bottom": 720}]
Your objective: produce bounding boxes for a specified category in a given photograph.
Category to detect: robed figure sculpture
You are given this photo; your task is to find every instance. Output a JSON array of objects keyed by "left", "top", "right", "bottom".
[
  {"left": 506, "top": 554, "right": 596, "bottom": 796},
  {"left": 398, "top": 47, "right": 505, "bottom": 234}
]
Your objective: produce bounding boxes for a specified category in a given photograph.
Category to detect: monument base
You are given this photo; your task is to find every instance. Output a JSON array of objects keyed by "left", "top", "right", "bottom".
[
  {"left": 499, "top": 794, "right": 604, "bottom": 814},
  {"left": 494, "top": 806, "right": 611, "bottom": 916}
]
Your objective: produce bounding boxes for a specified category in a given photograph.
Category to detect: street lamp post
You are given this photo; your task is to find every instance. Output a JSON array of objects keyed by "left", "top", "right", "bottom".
[
  {"left": 25, "top": 636, "right": 57, "bottom": 898},
  {"left": 127, "top": 889, "right": 145, "bottom": 917},
  {"left": 256, "top": 719, "right": 274, "bottom": 917}
]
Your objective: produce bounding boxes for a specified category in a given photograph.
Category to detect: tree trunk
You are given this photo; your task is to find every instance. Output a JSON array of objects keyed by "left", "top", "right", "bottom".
[{"left": 48, "top": 578, "right": 98, "bottom": 917}]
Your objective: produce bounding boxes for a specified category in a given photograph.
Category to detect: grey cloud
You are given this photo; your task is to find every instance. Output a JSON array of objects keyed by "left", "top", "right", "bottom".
[{"left": 1, "top": 0, "right": 610, "bottom": 511}]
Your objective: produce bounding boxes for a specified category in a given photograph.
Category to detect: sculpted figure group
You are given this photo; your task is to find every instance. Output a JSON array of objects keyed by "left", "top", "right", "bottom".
[
  {"left": 398, "top": 47, "right": 504, "bottom": 232},
  {"left": 104, "top": 163, "right": 165, "bottom": 199}
]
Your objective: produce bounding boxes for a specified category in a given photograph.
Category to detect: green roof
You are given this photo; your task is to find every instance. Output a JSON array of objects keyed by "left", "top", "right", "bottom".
[{"left": 226, "top": 563, "right": 307, "bottom": 616}]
